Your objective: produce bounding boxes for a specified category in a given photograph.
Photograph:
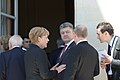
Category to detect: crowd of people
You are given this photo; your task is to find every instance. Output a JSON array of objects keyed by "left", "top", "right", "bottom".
[{"left": 0, "top": 21, "right": 120, "bottom": 80}]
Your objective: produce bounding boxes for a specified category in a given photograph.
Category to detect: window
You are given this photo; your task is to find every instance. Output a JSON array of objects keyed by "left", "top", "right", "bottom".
[{"left": 0, "top": 0, "right": 18, "bottom": 36}]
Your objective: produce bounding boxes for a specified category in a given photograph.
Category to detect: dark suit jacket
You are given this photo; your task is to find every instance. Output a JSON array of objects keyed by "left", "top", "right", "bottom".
[
  {"left": 48, "top": 41, "right": 76, "bottom": 67},
  {"left": 24, "top": 44, "right": 58, "bottom": 80},
  {"left": 111, "top": 37, "right": 120, "bottom": 80},
  {"left": 56, "top": 41, "right": 76, "bottom": 80},
  {"left": 57, "top": 41, "right": 99, "bottom": 80},
  {"left": 0, "top": 47, "right": 26, "bottom": 80},
  {"left": 48, "top": 47, "right": 64, "bottom": 66},
  {"left": 57, "top": 41, "right": 76, "bottom": 64}
]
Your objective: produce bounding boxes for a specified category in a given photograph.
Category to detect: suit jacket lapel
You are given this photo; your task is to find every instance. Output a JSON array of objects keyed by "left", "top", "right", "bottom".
[
  {"left": 113, "top": 38, "right": 120, "bottom": 58},
  {"left": 57, "top": 41, "right": 76, "bottom": 63}
]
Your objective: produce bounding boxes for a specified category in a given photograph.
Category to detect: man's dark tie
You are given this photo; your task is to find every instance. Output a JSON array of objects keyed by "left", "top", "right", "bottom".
[
  {"left": 106, "top": 45, "right": 111, "bottom": 71},
  {"left": 57, "top": 45, "right": 67, "bottom": 63},
  {"left": 59, "top": 45, "right": 67, "bottom": 58},
  {"left": 106, "top": 45, "right": 112, "bottom": 80},
  {"left": 108, "top": 45, "right": 111, "bottom": 55}
]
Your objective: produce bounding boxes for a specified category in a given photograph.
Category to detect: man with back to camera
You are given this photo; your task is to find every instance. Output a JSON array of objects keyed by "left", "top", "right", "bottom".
[
  {"left": 0, "top": 35, "right": 26, "bottom": 80},
  {"left": 60, "top": 24, "right": 99, "bottom": 80}
]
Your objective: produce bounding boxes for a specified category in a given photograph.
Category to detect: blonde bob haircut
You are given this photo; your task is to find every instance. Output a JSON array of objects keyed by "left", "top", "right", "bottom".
[{"left": 29, "top": 27, "right": 49, "bottom": 43}]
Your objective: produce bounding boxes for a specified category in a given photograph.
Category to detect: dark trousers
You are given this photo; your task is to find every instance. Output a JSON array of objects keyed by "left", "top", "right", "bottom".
[
  {"left": 107, "top": 72, "right": 120, "bottom": 80},
  {"left": 107, "top": 75, "right": 113, "bottom": 80}
]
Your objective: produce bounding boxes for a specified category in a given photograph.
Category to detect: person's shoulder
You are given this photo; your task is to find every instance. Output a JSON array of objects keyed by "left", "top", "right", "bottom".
[
  {"left": 1, "top": 50, "right": 10, "bottom": 55},
  {"left": 0, "top": 52, "right": 6, "bottom": 56},
  {"left": 12, "top": 47, "right": 25, "bottom": 51},
  {"left": 117, "top": 36, "right": 120, "bottom": 41},
  {"left": 26, "top": 45, "right": 45, "bottom": 55},
  {"left": 71, "top": 41, "right": 76, "bottom": 46},
  {"left": 0, "top": 51, "right": 10, "bottom": 59},
  {"left": 67, "top": 45, "right": 78, "bottom": 54}
]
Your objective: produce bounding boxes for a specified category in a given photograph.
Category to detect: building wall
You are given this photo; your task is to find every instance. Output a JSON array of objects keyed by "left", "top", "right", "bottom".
[{"left": 75, "top": 0, "right": 120, "bottom": 80}]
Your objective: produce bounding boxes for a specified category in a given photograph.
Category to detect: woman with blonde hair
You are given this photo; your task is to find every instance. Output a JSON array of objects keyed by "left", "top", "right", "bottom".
[{"left": 24, "top": 27, "right": 65, "bottom": 80}]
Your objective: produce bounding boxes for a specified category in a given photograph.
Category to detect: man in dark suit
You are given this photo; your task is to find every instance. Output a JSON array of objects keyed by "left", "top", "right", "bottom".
[
  {"left": 48, "top": 38, "right": 65, "bottom": 66},
  {"left": 0, "top": 35, "right": 26, "bottom": 80},
  {"left": 48, "top": 22, "right": 76, "bottom": 66},
  {"left": 55, "top": 22, "right": 76, "bottom": 80},
  {"left": 61, "top": 24, "right": 100, "bottom": 80},
  {"left": 57, "top": 22, "right": 76, "bottom": 63},
  {"left": 96, "top": 22, "right": 120, "bottom": 80}
]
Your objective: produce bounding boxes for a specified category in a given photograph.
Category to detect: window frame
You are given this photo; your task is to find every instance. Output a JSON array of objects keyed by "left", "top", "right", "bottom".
[{"left": 0, "top": 0, "right": 18, "bottom": 36}]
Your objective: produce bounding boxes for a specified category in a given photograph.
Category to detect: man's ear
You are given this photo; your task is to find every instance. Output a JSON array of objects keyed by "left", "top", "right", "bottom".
[
  {"left": 8, "top": 43, "right": 12, "bottom": 50},
  {"left": 104, "top": 31, "right": 109, "bottom": 35}
]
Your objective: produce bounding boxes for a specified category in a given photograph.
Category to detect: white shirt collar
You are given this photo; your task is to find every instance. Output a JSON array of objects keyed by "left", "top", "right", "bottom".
[
  {"left": 65, "top": 39, "right": 74, "bottom": 47},
  {"left": 76, "top": 39, "right": 87, "bottom": 45}
]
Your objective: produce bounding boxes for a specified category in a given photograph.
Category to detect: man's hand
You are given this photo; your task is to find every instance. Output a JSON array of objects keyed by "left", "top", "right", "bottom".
[
  {"left": 50, "top": 63, "right": 66, "bottom": 73},
  {"left": 101, "top": 57, "right": 106, "bottom": 69},
  {"left": 56, "top": 64, "right": 66, "bottom": 73},
  {"left": 104, "top": 56, "right": 113, "bottom": 65},
  {"left": 100, "top": 55, "right": 113, "bottom": 69},
  {"left": 50, "top": 63, "right": 59, "bottom": 70}
]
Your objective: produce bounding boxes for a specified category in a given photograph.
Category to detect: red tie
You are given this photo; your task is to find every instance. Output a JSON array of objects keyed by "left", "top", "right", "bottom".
[{"left": 59, "top": 45, "right": 67, "bottom": 58}]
